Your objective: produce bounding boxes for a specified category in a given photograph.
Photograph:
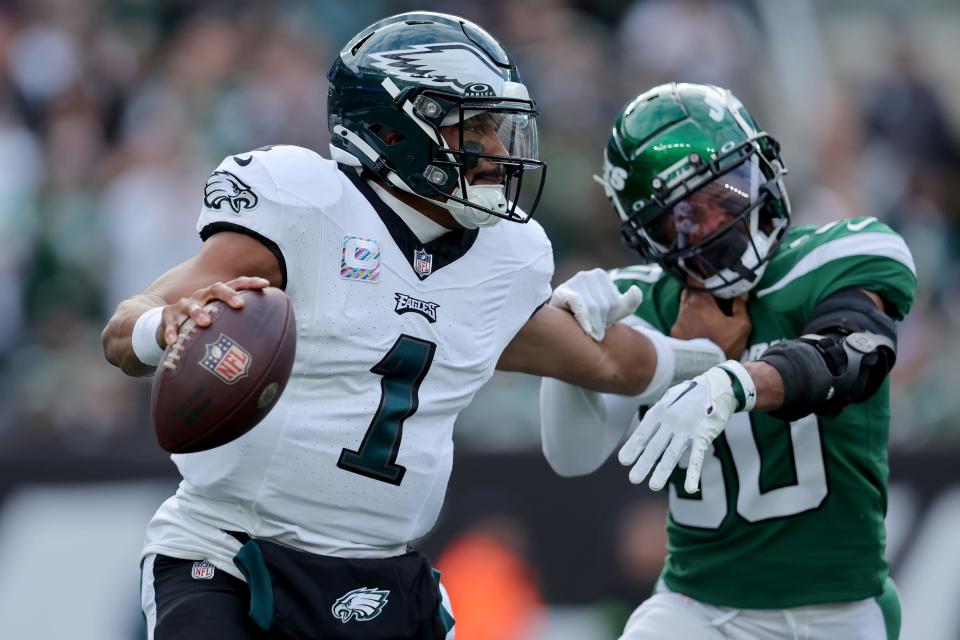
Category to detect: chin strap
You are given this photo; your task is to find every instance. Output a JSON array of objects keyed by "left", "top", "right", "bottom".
[
  {"left": 443, "top": 184, "right": 507, "bottom": 228},
  {"left": 330, "top": 134, "right": 510, "bottom": 229},
  {"left": 328, "top": 144, "right": 362, "bottom": 167}
]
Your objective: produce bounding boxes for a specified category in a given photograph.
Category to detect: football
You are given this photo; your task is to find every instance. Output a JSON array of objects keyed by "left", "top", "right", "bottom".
[{"left": 151, "top": 287, "right": 297, "bottom": 453}]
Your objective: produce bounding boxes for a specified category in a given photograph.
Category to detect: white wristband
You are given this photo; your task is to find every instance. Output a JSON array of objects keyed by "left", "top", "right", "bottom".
[
  {"left": 131, "top": 306, "right": 165, "bottom": 367},
  {"left": 717, "top": 359, "right": 757, "bottom": 412},
  {"left": 619, "top": 315, "right": 726, "bottom": 405}
]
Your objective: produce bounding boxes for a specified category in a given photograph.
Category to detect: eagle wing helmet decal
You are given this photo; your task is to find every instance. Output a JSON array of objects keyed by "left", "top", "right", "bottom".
[
  {"left": 368, "top": 42, "right": 504, "bottom": 94},
  {"left": 331, "top": 587, "right": 391, "bottom": 623},
  {"left": 204, "top": 170, "right": 259, "bottom": 214}
]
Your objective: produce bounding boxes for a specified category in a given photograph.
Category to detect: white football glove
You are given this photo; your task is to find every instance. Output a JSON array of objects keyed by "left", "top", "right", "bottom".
[
  {"left": 550, "top": 268, "right": 644, "bottom": 341},
  {"left": 618, "top": 360, "right": 756, "bottom": 493}
]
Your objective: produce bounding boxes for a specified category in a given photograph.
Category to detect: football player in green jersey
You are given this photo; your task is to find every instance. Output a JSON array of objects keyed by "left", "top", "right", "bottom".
[{"left": 541, "top": 82, "right": 916, "bottom": 639}]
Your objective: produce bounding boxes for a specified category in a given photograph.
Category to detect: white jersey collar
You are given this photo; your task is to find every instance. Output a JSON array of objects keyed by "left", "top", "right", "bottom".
[{"left": 368, "top": 180, "right": 448, "bottom": 244}]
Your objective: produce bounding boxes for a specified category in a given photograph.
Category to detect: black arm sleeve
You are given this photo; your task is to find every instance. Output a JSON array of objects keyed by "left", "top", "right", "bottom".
[{"left": 760, "top": 288, "right": 897, "bottom": 420}]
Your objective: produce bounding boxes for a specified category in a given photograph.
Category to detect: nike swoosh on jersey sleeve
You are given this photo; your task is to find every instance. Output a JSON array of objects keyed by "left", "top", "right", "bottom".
[{"left": 756, "top": 232, "right": 916, "bottom": 298}]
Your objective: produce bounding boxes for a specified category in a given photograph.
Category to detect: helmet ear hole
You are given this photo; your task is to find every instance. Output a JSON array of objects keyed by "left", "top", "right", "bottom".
[{"left": 369, "top": 124, "right": 406, "bottom": 146}]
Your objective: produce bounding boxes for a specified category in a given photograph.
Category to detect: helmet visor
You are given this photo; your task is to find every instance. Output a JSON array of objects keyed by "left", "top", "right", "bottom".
[
  {"left": 643, "top": 158, "right": 759, "bottom": 254},
  {"left": 441, "top": 104, "right": 540, "bottom": 167},
  {"left": 482, "top": 109, "right": 539, "bottom": 163},
  {"left": 435, "top": 99, "right": 546, "bottom": 221}
]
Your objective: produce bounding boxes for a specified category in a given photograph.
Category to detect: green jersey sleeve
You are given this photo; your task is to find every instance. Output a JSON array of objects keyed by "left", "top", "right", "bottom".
[
  {"left": 608, "top": 264, "right": 682, "bottom": 334},
  {"left": 754, "top": 217, "right": 917, "bottom": 320}
]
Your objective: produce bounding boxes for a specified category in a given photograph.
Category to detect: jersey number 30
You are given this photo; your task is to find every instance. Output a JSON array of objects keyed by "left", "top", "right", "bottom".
[
  {"left": 670, "top": 413, "right": 829, "bottom": 527},
  {"left": 337, "top": 335, "right": 436, "bottom": 485}
]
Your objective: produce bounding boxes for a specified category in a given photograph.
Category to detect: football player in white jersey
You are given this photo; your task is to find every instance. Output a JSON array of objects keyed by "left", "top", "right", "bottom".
[{"left": 102, "top": 14, "right": 747, "bottom": 640}]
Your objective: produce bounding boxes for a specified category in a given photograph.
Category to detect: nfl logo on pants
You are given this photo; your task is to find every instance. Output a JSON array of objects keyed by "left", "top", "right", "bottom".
[{"left": 191, "top": 561, "right": 216, "bottom": 580}]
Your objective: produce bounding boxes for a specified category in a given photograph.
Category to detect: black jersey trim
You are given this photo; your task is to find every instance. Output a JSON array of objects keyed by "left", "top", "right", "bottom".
[
  {"left": 338, "top": 165, "right": 479, "bottom": 280},
  {"left": 199, "top": 222, "right": 288, "bottom": 290}
]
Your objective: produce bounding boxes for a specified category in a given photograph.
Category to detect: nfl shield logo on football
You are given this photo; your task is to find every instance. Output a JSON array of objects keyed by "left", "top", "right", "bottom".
[
  {"left": 191, "top": 561, "right": 216, "bottom": 580},
  {"left": 413, "top": 248, "right": 433, "bottom": 278},
  {"left": 200, "top": 333, "right": 251, "bottom": 384}
]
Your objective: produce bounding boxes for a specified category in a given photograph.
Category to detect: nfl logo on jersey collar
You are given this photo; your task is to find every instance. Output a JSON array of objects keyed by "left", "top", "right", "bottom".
[{"left": 413, "top": 248, "right": 433, "bottom": 278}]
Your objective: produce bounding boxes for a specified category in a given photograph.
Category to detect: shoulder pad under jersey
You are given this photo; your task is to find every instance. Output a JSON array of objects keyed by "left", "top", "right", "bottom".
[{"left": 758, "top": 217, "right": 917, "bottom": 320}]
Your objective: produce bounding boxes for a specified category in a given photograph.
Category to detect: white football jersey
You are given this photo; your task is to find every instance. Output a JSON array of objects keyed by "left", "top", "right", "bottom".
[{"left": 142, "top": 145, "right": 553, "bottom": 579}]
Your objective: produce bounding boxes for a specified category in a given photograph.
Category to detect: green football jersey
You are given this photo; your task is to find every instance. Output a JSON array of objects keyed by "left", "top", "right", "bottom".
[{"left": 611, "top": 217, "right": 916, "bottom": 609}]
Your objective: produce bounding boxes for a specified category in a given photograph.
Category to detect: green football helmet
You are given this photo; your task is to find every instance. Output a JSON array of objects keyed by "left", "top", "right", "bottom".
[
  {"left": 599, "top": 83, "right": 791, "bottom": 298},
  {"left": 327, "top": 12, "right": 545, "bottom": 228}
]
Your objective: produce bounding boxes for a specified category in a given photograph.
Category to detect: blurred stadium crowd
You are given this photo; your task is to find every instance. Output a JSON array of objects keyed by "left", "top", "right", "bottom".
[
  {"left": 0, "top": 0, "right": 959, "bottom": 454},
  {"left": 1, "top": 1, "right": 959, "bottom": 639}
]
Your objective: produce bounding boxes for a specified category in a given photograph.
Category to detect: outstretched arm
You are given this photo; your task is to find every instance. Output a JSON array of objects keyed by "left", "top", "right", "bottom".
[
  {"left": 538, "top": 324, "right": 728, "bottom": 477},
  {"left": 498, "top": 269, "right": 750, "bottom": 395},
  {"left": 620, "top": 288, "right": 896, "bottom": 492},
  {"left": 742, "top": 289, "right": 885, "bottom": 413},
  {"left": 497, "top": 304, "right": 658, "bottom": 395},
  {"left": 534, "top": 279, "right": 749, "bottom": 477}
]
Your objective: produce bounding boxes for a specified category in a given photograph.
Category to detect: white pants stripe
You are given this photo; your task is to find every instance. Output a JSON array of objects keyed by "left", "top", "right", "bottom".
[{"left": 141, "top": 554, "right": 158, "bottom": 640}]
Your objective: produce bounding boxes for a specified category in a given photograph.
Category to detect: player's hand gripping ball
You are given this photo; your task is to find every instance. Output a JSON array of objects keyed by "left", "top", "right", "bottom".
[{"left": 151, "top": 287, "right": 296, "bottom": 453}]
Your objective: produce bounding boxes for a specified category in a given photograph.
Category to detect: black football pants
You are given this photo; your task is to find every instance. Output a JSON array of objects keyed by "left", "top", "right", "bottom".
[{"left": 143, "top": 554, "right": 271, "bottom": 640}]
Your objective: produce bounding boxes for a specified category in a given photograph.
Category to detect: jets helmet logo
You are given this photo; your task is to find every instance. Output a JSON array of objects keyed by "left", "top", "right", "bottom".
[
  {"left": 331, "top": 587, "right": 390, "bottom": 623},
  {"left": 204, "top": 170, "right": 259, "bottom": 214},
  {"left": 369, "top": 42, "right": 503, "bottom": 94}
]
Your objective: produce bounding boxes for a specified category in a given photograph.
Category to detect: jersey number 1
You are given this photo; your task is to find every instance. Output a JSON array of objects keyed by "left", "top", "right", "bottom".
[{"left": 337, "top": 335, "right": 436, "bottom": 485}]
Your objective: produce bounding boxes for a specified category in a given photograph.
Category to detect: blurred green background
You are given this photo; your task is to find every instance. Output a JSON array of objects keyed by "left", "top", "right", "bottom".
[{"left": 0, "top": 1, "right": 958, "bottom": 639}]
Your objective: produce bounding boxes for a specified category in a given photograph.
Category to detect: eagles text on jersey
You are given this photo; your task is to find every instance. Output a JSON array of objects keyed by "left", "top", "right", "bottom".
[{"left": 140, "top": 144, "right": 554, "bottom": 581}]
